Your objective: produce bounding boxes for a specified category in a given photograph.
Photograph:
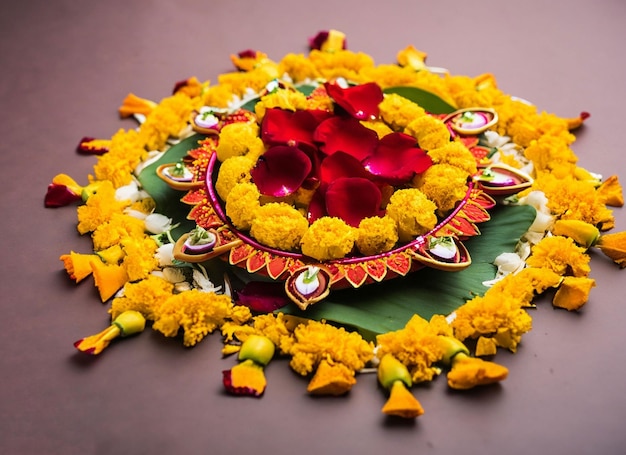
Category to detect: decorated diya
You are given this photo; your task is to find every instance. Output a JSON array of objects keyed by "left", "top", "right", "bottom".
[{"left": 46, "top": 30, "right": 626, "bottom": 418}]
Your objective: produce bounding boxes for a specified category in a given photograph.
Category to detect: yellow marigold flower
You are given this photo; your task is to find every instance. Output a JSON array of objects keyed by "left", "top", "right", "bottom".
[
  {"left": 230, "top": 50, "right": 273, "bottom": 72},
  {"left": 526, "top": 235, "right": 591, "bottom": 277},
  {"left": 91, "top": 213, "right": 146, "bottom": 250},
  {"left": 76, "top": 181, "right": 127, "bottom": 234},
  {"left": 250, "top": 202, "right": 309, "bottom": 251},
  {"left": 359, "top": 64, "right": 425, "bottom": 90},
  {"left": 225, "top": 182, "right": 261, "bottom": 231},
  {"left": 288, "top": 320, "right": 374, "bottom": 377},
  {"left": 201, "top": 84, "right": 235, "bottom": 108},
  {"left": 96, "top": 244, "right": 125, "bottom": 265},
  {"left": 489, "top": 266, "right": 562, "bottom": 306},
  {"left": 216, "top": 122, "right": 262, "bottom": 162},
  {"left": 446, "top": 353, "right": 508, "bottom": 390},
  {"left": 356, "top": 216, "right": 398, "bottom": 256},
  {"left": 173, "top": 76, "right": 205, "bottom": 98},
  {"left": 307, "top": 49, "right": 375, "bottom": 83},
  {"left": 90, "top": 259, "right": 130, "bottom": 302},
  {"left": 253, "top": 312, "right": 300, "bottom": 355},
  {"left": 596, "top": 231, "right": 626, "bottom": 268},
  {"left": 376, "top": 315, "right": 445, "bottom": 384},
  {"left": 139, "top": 93, "right": 199, "bottom": 151},
  {"left": 524, "top": 135, "right": 578, "bottom": 173},
  {"left": 152, "top": 290, "right": 252, "bottom": 347},
  {"left": 596, "top": 175, "right": 624, "bottom": 207},
  {"left": 306, "top": 359, "right": 356, "bottom": 396},
  {"left": 278, "top": 53, "right": 321, "bottom": 82},
  {"left": 254, "top": 89, "right": 308, "bottom": 121},
  {"left": 451, "top": 291, "right": 532, "bottom": 353},
  {"left": 110, "top": 274, "right": 174, "bottom": 320},
  {"left": 530, "top": 173, "right": 614, "bottom": 229},
  {"left": 218, "top": 68, "right": 277, "bottom": 97},
  {"left": 120, "top": 237, "right": 159, "bottom": 282},
  {"left": 413, "top": 164, "right": 469, "bottom": 216},
  {"left": 93, "top": 129, "right": 146, "bottom": 188},
  {"left": 385, "top": 188, "right": 437, "bottom": 242},
  {"left": 300, "top": 216, "right": 356, "bottom": 261},
  {"left": 427, "top": 141, "right": 478, "bottom": 176},
  {"left": 60, "top": 251, "right": 99, "bottom": 282},
  {"left": 553, "top": 276, "right": 596, "bottom": 311},
  {"left": 404, "top": 115, "right": 450, "bottom": 151},
  {"left": 215, "top": 156, "right": 255, "bottom": 201},
  {"left": 378, "top": 93, "right": 426, "bottom": 131}
]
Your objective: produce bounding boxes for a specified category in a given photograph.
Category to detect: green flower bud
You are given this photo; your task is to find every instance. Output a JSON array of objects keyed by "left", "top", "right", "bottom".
[
  {"left": 439, "top": 336, "right": 470, "bottom": 365},
  {"left": 377, "top": 354, "right": 412, "bottom": 389},
  {"left": 238, "top": 335, "right": 275, "bottom": 366}
]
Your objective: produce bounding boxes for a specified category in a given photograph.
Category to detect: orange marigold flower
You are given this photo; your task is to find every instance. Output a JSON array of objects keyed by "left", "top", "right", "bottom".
[
  {"left": 60, "top": 251, "right": 99, "bottom": 282},
  {"left": 553, "top": 276, "right": 596, "bottom": 311},
  {"left": 596, "top": 175, "right": 624, "bottom": 207},
  {"left": 595, "top": 231, "right": 626, "bottom": 268}
]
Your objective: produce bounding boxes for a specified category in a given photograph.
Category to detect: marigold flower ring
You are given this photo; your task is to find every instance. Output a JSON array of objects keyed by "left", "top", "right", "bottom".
[{"left": 46, "top": 29, "right": 625, "bottom": 419}]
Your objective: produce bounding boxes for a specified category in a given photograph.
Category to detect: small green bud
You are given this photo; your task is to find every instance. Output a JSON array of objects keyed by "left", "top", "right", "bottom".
[
  {"left": 112, "top": 310, "right": 146, "bottom": 337},
  {"left": 439, "top": 336, "right": 470, "bottom": 365},
  {"left": 238, "top": 335, "right": 275, "bottom": 366},
  {"left": 377, "top": 354, "right": 412, "bottom": 389}
]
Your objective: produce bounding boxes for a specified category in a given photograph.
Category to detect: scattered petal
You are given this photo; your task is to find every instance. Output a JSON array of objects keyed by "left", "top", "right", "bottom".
[
  {"left": 251, "top": 146, "right": 313, "bottom": 197},
  {"left": 324, "top": 81, "right": 383, "bottom": 120},
  {"left": 313, "top": 116, "right": 379, "bottom": 160}
]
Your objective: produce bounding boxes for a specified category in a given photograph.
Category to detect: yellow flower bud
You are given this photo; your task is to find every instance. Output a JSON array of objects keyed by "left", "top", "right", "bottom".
[
  {"left": 238, "top": 335, "right": 275, "bottom": 366},
  {"left": 438, "top": 336, "right": 470, "bottom": 365},
  {"left": 113, "top": 310, "right": 146, "bottom": 337},
  {"left": 552, "top": 219, "right": 600, "bottom": 248}
]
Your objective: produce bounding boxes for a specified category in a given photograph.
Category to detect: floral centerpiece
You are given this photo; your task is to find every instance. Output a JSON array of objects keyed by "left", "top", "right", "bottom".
[{"left": 46, "top": 30, "right": 626, "bottom": 419}]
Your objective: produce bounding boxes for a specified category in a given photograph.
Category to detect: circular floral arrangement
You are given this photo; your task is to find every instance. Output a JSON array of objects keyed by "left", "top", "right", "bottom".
[{"left": 46, "top": 30, "right": 626, "bottom": 419}]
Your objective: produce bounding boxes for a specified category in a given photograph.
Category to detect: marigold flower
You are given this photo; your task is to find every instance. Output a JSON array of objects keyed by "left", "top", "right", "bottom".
[
  {"left": 216, "top": 122, "right": 263, "bottom": 162},
  {"left": 356, "top": 216, "right": 398, "bottom": 256},
  {"left": 222, "top": 359, "right": 268, "bottom": 397},
  {"left": 224, "top": 182, "right": 261, "bottom": 230},
  {"left": 277, "top": 53, "right": 321, "bottom": 83},
  {"left": 413, "top": 163, "right": 470, "bottom": 215},
  {"left": 74, "top": 310, "right": 146, "bottom": 355},
  {"left": 427, "top": 141, "right": 478, "bottom": 176},
  {"left": 526, "top": 235, "right": 591, "bottom": 277},
  {"left": 553, "top": 276, "right": 596, "bottom": 311},
  {"left": 379, "top": 93, "right": 426, "bottom": 131},
  {"left": 172, "top": 76, "right": 204, "bottom": 97},
  {"left": 446, "top": 353, "right": 508, "bottom": 390},
  {"left": 404, "top": 115, "right": 450, "bottom": 151},
  {"left": 120, "top": 237, "right": 159, "bottom": 282},
  {"left": 254, "top": 89, "right": 309, "bottom": 121},
  {"left": 300, "top": 216, "right": 356, "bottom": 261},
  {"left": 396, "top": 45, "right": 428, "bottom": 71},
  {"left": 110, "top": 274, "right": 174, "bottom": 320},
  {"left": 385, "top": 188, "right": 437, "bottom": 242},
  {"left": 249, "top": 202, "right": 309, "bottom": 251},
  {"left": 288, "top": 320, "right": 374, "bottom": 377}
]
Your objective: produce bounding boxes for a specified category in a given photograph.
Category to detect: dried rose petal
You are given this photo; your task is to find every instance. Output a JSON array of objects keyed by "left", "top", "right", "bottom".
[
  {"left": 325, "top": 177, "right": 383, "bottom": 227},
  {"left": 261, "top": 108, "right": 331, "bottom": 150},
  {"left": 44, "top": 184, "right": 82, "bottom": 208},
  {"left": 250, "top": 146, "right": 312, "bottom": 197},
  {"left": 363, "top": 132, "right": 432, "bottom": 184},
  {"left": 313, "top": 116, "right": 379, "bottom": 161},
  {"left": 324, "top": 81, "right": 383, "bottom": 120},
  {"left": 235, "top": 281, "right": 290, "bottom": 312},
  {"left": 77, "top": 137, "right": 110, "bottom": 155}
]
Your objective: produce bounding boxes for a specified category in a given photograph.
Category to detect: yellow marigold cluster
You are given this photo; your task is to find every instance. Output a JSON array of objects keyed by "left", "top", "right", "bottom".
[
  {"left": 152, "top": 290, "right": 252, "bottom": 347},
  {"left": 427, "top": 141, "right": 478, "bottom": 176},
  {"left": 376, "top": 314, "right": 449, "bottom": 383},
  {"left": 404, "top": 114, "right": 450, "bottom": 151},
  {"left": 378, "top": 93, "right": 426, "bottom": 130},
  {"left": 93, "top": 129, "right": 146, "bottom": 188},
  {"left": 385, "top": 189, "right": 437, "bottom": 242},
  {"left": 250, "top": 202, "right": 310, "bottom": 251},
  {"left": 215, "top": 122, "right": 265, "bottom": 162},
  {"left": 76, "top": 181, "right": 128, "bottom": 234},
  {"left": 288, "top": 320, "right": 374, "bottom": 376},
  {"left": 254, "top": 89, "right": 309, "bottom": 121},
  {"left": 91, "top": 213, "right": 146, "bottom": 250},
  {"left": 215, "top": 156, "right": 255, "bottom": 201},
  {"left": 120, "top": 236, "right": 159, "bottom": 282},
  {"left": 278, "top": 53, "right": 321, "bottom": 83},
  {"left": 138, "top": 92, "right": 199, "bottom": 151},
  {"left": 300, "top": 217, "right": 356, "bottom": 261},
  {"left": 413, "top": 164, "right": 470, "bottom": 215},
  {"left": 225, "top": 182, "right": 261, "bottom": 230},
  {"left": 356, "top": 216, "right": 399, "bottom": 256},
  {"left": 526, "top": 235, "right": 591, "bottom": 277},
  {"left": 307, "top": 49, "right": 375, "bottom": 82},
  {"left": 110, "top": 274, "right": 174, "bottom": 320}
]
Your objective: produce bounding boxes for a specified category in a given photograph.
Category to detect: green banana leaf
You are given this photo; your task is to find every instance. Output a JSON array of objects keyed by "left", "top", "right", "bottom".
[
  {"left": 281, "top": 204, "right": 535, "bottom": 338},
  {"left": 382, "top": 86, "right": 457, "bottom": 114}
]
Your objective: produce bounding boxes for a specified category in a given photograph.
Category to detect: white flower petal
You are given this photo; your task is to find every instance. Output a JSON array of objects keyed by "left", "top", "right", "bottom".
[{"left": 145, "top": 213, "right": 172, "bottom": 234}]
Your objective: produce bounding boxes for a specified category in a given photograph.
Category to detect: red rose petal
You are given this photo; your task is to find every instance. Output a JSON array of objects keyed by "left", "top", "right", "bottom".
[
  {"left": 235, "top": 281, "right": 290, "bottom": 312},
  {"left": 250, "top": 146, "right": 312, "bottom": 197},
  {"left": 261, "top": 108, "right": 331, "bottom": 150},
  {"left": 325, "top": 177, "right": 383, "bottom": 227},
  {"left": 324, "top": 81, "right": 383, "bottom": 120},
  {"left": 44, "top": 184, "right": 82, "bottom": 208},
  {"left": 363, "top": 132, "right": 432, "bottom": 184},
  {"left": 319, "top": 151, "right": 373, "bottom": 186},
  {"left": 313, "top": 116, "right": 379, "bottom": 161}
]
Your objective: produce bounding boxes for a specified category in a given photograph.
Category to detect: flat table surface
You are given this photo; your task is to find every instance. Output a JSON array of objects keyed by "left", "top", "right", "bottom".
[{"left": 2, "top": 1, "right": 626, "bottom": 454}]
